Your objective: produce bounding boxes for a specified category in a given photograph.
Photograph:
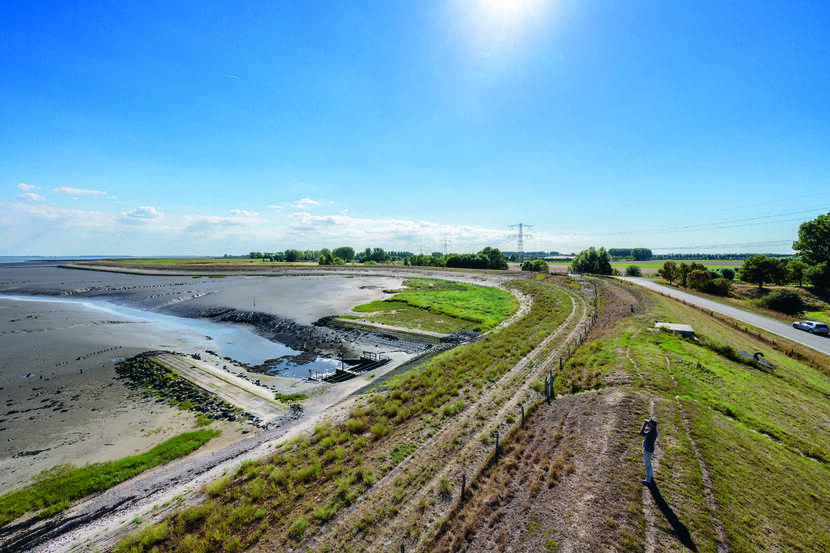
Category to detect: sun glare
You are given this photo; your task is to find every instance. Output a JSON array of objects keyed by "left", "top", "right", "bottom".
[{"left": 456, "top": 0, "right": 552, "bottom": 58}]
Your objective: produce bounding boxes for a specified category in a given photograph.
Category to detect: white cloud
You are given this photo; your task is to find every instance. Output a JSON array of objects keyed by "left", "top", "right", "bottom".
[
  {"left": 17, "top": 183, "right": 38, "bottom": 191},
  {"left": 292, "top": 198, "right": 320, "bottom": 209},
  {"left": 265, "top": 204, "right": 283, "bottom": 212},
  {"left": 120, "top": 206, "right": 164, "bottom": 224},
  {"left": 230, "top": 209, "right": 259, "bottom": 217},
  {"left": 54, "top": 186, "right": 106, "bottom": 196},
  {"left": 286, "top": 212, "right": 509, "bottom": 251},
  {"left": 18, "top": 192, "right": 45, "bottom": 201}
]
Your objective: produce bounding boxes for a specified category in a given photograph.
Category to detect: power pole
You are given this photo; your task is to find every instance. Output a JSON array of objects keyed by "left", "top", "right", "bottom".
[
  {"left": 508, "top": 223, "right": 534, "bottom": 262},
  {"left": 442, "top": 239, "right": 449, "bottom": 256}
]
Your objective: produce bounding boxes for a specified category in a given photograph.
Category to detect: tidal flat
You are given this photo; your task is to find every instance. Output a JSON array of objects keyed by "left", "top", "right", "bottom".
[{"left": 0, "top": 261, "right": 407, "bottom": 491}]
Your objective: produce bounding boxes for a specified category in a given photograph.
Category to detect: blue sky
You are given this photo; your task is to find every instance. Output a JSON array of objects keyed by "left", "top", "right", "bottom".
[{"left": 2, "top": 0, "right": 829, "bottom": 256}]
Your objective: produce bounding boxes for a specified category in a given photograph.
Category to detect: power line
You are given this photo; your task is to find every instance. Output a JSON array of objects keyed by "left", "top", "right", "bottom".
[
  {"left": 508, "top": 223, "right": 533, "bottom": 261},
  {"left": 651, "top": 239, "right": 792, "bottom": 251},
  {"left": 562, "top": 208, "right": 828, "bottom": 237}
]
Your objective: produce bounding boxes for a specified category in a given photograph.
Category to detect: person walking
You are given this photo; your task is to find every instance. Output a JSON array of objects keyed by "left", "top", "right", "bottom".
[{"left": 639, "top": 418, "right": 658, "bottom": 486}]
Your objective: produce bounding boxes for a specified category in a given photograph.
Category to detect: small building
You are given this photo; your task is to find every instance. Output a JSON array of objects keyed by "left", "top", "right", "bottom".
[{"left": 654, "top": 322, "right": 695, "bottom": 338}]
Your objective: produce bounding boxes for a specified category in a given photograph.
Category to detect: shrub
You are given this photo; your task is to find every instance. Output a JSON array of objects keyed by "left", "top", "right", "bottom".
[
  {"left": 756, "top": 289, "right": 805, "bottom": 315},
  {"left": 720, "top": 267, "right": 735, "bottom": 280},
  {"left": 521, "top": 259, "right": 549, "bottom": 272},
  {"left": 708, "top": 277, "right": 732, "bottom": 296},
  {"left": 624, "top": 265, "right": 642, "bottom": 277}
]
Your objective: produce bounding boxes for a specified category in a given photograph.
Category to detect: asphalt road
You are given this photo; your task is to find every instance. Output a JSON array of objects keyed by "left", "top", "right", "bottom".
[{"left": 618, "top": 277, "right": 830, "bottom": 358}]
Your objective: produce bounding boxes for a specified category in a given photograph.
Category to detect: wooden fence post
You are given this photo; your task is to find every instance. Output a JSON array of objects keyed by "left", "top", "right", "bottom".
[
  {"left": 461, "top": 473, "right": 466, "bottom": 501},
  {"left": 521, "top": 403, "right": 525, "bottom": 427},
  {"left": 495, "top": 431, "right": 499, "bottom": 464}
]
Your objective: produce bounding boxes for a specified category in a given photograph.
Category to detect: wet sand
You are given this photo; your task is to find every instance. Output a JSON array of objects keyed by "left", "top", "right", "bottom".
[{"left": 0, "top": 263, "right": 408, "bottom": 493}]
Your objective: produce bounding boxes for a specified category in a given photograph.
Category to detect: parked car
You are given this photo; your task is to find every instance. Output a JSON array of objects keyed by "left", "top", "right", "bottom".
[{"left": 792, "top": 321, "right": 830, "bottom": 335}]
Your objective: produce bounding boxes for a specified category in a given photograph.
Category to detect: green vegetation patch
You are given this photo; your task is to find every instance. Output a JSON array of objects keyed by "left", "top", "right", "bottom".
[
  {"left": 352, "top": 277, "right": 517, "bottom": 332},
  {"left": 274, "top": 393, "right": 309, "bottom": 403},
  {"left": 0, "top": 429, "right": 220, "bottom": 527}
]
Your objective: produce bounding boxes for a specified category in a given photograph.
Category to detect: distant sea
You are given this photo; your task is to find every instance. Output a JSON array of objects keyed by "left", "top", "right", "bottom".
[{"left": 0, "top": 256, "right": 128, "bottom": 264}]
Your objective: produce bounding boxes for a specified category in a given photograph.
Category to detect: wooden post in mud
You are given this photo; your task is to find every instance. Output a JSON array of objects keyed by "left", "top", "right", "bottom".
[
  {"left": 495, "top": 431, "right": 499, "bottom": 463},
  {"left": 520, "top": 403, "right": 525, "bottom": 427},
  {"left": 461, "top": 473, "right": 466, "bottom": 501}
]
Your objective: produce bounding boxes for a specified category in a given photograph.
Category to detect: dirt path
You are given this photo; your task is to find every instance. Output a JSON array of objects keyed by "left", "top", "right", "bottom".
[
  {"left": 624, "top": 332, "right": 661, "bottom": 553},
  {"left": 296, "top": 283, "right": 590, "bottom": 553}
]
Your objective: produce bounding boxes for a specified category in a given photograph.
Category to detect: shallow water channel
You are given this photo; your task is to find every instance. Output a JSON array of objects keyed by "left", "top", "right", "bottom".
[{"left": 0, "top": 294, "right": 340, "bottom": 377}]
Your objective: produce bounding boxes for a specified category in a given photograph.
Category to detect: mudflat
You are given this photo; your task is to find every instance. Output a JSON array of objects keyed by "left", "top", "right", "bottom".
[{"left": 0, "top": 262, "right": 405, "bottom": 492}]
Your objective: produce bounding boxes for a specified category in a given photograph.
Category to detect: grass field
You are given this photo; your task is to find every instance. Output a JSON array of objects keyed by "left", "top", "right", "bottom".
[
  {"left": 0, "top": 429, "right": 220, "bottom": 527},
  {"left": 351, "top": 277, "right": 518, "bottom": 332},
  {"left": 554, "top": 284, "right": 830, "bottom": 552}
]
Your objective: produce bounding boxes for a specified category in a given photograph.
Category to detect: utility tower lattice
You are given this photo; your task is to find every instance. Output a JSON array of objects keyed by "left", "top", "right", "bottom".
[
  {"left": 508, "top": 223, "right": 534, "bottom": 262},
  {"left": 442, "top": 239, "right": 449, "bottom": 256}
]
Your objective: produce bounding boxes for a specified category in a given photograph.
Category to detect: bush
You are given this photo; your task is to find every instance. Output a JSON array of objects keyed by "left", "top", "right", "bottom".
[
  {"left": 521, "top": 259, "right": 549, "bottom": 272},
  {"left": 624, "top": 265, "right": 641, "bottom": 277},
  {"left": 720, "top": 267, "right": 735, "bottom": 280},
  {"left": 708, "top": 277, "right": 732, "bottom": 297},
  {"left": 756, "top": 289, "right": 805, "bottom": 315}
]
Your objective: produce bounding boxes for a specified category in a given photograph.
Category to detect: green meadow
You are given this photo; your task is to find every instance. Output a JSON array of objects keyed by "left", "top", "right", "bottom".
[{"left": 351, "top": 277, "right": 518, "bottom": 332}]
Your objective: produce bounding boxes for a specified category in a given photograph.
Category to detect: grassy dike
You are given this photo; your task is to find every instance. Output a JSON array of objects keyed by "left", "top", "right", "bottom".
[
  {"left": 0, "top": 429, "right": 220, "bottom": 527},
  {"left": 114, "top": 277, "right": 574, "bottom": 553},
  {"left": 555, "top": 282, "right": 830, "bottom": 552}
]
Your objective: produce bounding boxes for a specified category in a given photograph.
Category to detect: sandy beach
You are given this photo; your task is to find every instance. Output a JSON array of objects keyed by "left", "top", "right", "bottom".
[{"left": 0, "top": 261, "right": 414, "bottom": 493}]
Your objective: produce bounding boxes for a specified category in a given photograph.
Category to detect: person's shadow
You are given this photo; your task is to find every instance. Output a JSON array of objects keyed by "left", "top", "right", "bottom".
[{"left": 648, "top": 482, "right": 698, "bottom": 551}]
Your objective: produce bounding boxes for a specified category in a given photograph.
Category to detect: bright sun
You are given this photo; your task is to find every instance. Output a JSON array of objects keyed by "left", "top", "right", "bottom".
[{"left": 458, "top": 0, "right": 552, "bottom": 56}]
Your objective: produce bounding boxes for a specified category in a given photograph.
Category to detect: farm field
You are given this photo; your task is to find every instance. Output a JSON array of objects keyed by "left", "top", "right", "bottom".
[{"left": 544, "top": 260, "right": 745, "bottom": 275}]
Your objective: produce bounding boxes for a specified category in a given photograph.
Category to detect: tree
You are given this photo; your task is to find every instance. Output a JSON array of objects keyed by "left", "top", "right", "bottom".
[
  {"left": 284, "top": 249, "right": 300, "bottom": 262},
  {"left": 720, "top": 267, "right": 735, "bottom": 281},
  {"left": 479, "top": 247, "right": 508, "bottom": 270},
  {"left": 687, "top": 269, "right": 712, "bottom": 292},
  {"left": 793, "top": 212, "right": 830, "bottom": 266},
  {"left": 739, "top": 255, "right": 781, "bottom": 289},
  {"left": 787, "top": 259, "right": 807, "bottom": 287},
  {"left": 332, "top": 246, "right": 355, "bottom": 263},
  {"left": 793, "top": 212, "right": 830, "bottom": 288},
  {"left": 632, "top": 248, "right": 653, "bottom": 261},
  {"left": 521, "top": 259, "right": 549, "bottom": 272},
  {"left": 571, "top": 247, "right": 613, "bottom": 275},
  {"left": 625, "top": 265, "right": 642, "bottom": 277},
  {"left": 658, "top": 261, "right": 678, "bottom": 284}
]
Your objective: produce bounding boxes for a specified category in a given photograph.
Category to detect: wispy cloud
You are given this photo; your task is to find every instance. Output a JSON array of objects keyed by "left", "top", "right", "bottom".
[
  {"left": 16, "top": 183, "right": 39, "bottom": 191},
  {"left": 224, "top": 74, "right": 241, "bottom": 80},
  {"left": 230, "top": 209, "right": 259, "bottom": 217},
  {"left": 18, "top": 192, "right": 45, "bottom": 201},
  {"left": 120, "top": 206, "right": 163, "bottom": 224},
  {"left": 54, "top": 186, "right": 106, "bottom": 196}
]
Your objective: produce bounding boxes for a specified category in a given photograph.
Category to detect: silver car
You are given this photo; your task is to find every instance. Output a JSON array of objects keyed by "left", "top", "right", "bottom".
[{"left": 792, "top": 321, "right": 830, "bottom": 335}]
